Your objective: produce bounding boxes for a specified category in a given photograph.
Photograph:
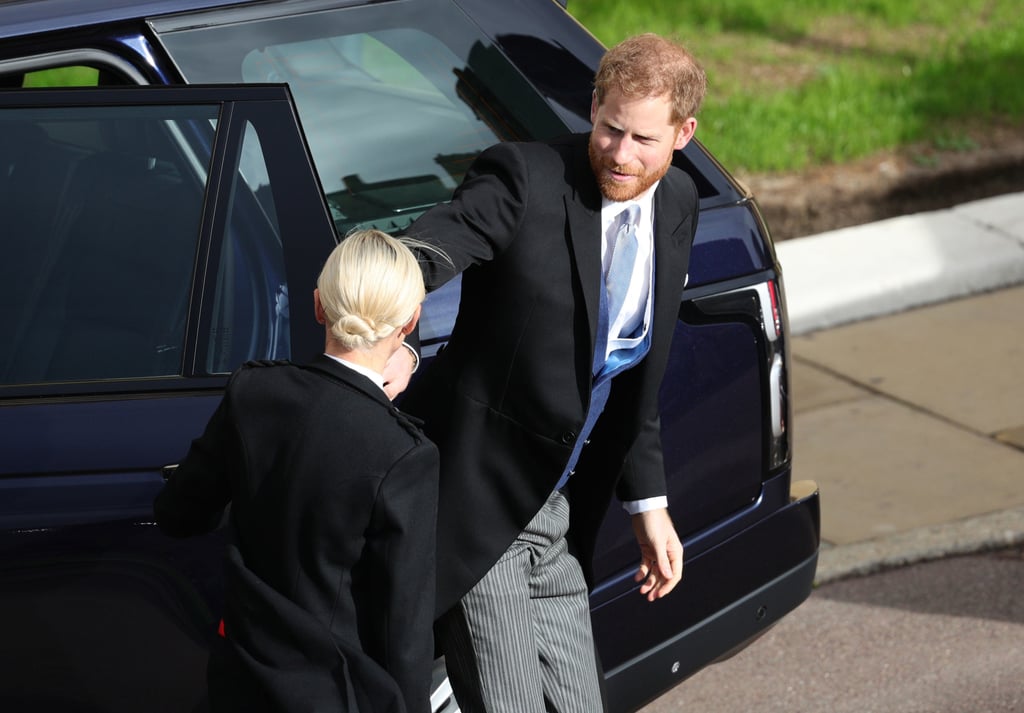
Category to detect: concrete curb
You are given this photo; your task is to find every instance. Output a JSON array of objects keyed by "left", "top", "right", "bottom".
[
  {"left": 814, "top": 506, "right": 1024, "bottom": 586},
  {"left": 776, "top": 192, "right": 1024, "bottom": 336}
]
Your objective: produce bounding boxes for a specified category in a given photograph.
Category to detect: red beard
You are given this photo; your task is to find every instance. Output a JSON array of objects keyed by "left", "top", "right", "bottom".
[{"left": 588, "top": 139, "right": 674, "bottom": 202}]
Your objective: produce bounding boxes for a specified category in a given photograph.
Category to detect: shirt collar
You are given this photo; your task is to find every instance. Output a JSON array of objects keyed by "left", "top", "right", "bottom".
[
  {"left": 323, "top": 353, "right": 386, "bottom": 393},
  {"left": 600, "top": 180, "right": 659, "bottom": 229}
]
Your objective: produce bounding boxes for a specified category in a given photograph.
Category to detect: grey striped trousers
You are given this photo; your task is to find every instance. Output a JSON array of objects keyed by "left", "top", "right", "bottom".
[{"left": 436, "top": 490, "right": 605, "bottom": 713}]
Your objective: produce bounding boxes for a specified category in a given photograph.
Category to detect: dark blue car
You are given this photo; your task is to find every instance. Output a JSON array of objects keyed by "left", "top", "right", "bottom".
[{"left": 0, "top": 1, "right": 820, "bottom": 711}]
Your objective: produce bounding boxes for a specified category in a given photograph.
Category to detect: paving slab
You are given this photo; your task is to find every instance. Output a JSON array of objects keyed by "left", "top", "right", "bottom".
[
  {"left": 792, "top": 285, "right": 1024, "bottom": 436},
  {"left": 790, "top": 358, "right": 868, "bottom": 414},
  {"left": 792, "top": 393, "right": 1024, "bottom": 545},
  {"left": 997, "top": 425, "right": 1024, "bottom": 451}
]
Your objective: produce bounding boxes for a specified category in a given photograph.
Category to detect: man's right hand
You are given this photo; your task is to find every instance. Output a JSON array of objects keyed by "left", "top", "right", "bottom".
[{"left": 383, "top": 342, "right": 417, "bottom": 400}]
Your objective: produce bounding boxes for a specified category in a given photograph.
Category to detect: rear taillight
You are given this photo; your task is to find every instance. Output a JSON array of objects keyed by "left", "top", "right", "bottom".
[
  {"left": 759, "top": 278, "right": 790, "bottom": 470},
  {"left": 697, "top": 277, "right": 791, "bottom": 471}
]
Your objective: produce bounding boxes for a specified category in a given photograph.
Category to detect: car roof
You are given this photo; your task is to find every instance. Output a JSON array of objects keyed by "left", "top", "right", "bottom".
[{"left": 0, "top": 0, "right": 260, "bottom": 40}]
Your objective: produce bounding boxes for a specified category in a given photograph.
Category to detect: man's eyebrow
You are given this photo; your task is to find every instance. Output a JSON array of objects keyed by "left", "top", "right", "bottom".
[{"left": 634, "top": 130, "right": 661, "bottom": 142}]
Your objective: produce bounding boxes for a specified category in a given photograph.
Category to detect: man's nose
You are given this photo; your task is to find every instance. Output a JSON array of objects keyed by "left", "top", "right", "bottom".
[{"left": 609, "top": 136, "right": 634, "bottom": 165}]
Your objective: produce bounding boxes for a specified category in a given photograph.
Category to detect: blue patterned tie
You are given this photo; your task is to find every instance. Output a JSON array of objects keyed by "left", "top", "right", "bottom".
[{"left": 605, "top": 204, "right": 640, "bottom": 337}]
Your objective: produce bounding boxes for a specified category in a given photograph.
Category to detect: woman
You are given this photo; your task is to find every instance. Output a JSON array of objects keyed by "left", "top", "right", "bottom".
[{"left": 154, "top": 230, "right": 439, "bottom": 713}]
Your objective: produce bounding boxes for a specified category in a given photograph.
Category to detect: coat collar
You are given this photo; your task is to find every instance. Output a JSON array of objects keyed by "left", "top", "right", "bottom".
[{"left": 304, "top": 353, "right": 393, "bottom": 408}]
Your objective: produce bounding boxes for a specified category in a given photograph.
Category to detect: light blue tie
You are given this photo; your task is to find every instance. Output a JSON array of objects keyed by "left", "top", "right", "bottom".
[
  {"left": 556, "top": 205, "right": 644, "bottom": 491},
  {"left": 605, "top": 204, "right": 640, "bottom": 337}
]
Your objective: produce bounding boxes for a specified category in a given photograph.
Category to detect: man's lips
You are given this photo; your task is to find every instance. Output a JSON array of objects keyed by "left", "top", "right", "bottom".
[{"left": 606, "top": 165, "right": 640, "bottom": 181}]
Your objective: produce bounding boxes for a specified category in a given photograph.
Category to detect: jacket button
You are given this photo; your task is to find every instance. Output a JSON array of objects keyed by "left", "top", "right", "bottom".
[{"left": 560, "top": 431, "right": 577, "bottom": 445}]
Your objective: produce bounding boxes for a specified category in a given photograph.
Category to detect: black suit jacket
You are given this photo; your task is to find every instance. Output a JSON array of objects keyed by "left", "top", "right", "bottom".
[
  {"left": 154, "top": 356, "right": 439, "bottom": 713},
  {"left": 402, "top": 134, "right": 698, "bottom": 615}
]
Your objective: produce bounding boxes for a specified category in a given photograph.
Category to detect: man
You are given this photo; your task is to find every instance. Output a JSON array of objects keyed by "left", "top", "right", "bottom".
[{"left": 398, "top": 33, "right": 707, "bottom": 712}]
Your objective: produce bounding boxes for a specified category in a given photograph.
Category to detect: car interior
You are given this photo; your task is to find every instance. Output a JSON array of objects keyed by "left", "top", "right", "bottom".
[{"left": 0, "top": 108, "right": 204, "bottom": 384}]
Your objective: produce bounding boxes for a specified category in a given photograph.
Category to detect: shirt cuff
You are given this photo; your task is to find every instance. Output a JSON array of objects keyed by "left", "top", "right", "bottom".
[{"left": 621, "top": 496, "right": 668, "bottom": 515}]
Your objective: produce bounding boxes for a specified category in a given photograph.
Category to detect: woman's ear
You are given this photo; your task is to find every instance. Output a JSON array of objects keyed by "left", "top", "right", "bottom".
[
  {"left": 313, "top": 288, "right": 327, "bottom": 325},
  {"left": 401, "top": 304, "right": 423, "bottom": 335}
]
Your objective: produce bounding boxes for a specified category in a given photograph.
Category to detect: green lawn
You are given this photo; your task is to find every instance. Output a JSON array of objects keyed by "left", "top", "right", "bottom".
[{"left": 567, "top": 0, "right": 1023, "bottom": 173}]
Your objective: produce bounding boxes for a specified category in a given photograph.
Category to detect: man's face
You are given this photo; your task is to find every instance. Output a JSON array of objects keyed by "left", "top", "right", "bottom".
[{"left": 588, "top": 88, "right": 697, "bottom": 202}]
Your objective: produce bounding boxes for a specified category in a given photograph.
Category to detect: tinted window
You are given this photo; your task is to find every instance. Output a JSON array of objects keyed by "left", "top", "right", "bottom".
[
  {"left": 206, "top": 121, "right": 290, "bottom": 373},
  {"left": 154, "top": 0, "right": 567, "bottom": 237},
  {"left": 0, "top": 106, "right": 213, "bottom": 384},
  {"left": 0, "top": 89, "right": 308, "bottom": 385}
]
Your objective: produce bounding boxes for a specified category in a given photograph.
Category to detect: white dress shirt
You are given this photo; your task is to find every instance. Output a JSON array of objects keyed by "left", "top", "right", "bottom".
[
  {"left": 599, "top": 184, "right": 668, "bottom": 515},
  {"left": 600, "top": 185, "right": 656, "bottom": 360}
]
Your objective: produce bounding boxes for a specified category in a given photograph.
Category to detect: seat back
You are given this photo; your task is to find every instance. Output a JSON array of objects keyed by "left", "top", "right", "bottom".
[
  {"left": 1, "top": 117, "right": 203, "bottom": 384},
  {"left": 0, "top": 120, "right": 79, "bottom": 380}
]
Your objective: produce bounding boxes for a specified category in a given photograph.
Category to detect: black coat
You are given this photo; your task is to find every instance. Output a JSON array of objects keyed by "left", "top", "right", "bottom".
[
  {"left": 154, "top": 356, "right": 439, "bottom": 713},
  {"left": 402, "top": 134, "right": 698, "bottom": 615}
]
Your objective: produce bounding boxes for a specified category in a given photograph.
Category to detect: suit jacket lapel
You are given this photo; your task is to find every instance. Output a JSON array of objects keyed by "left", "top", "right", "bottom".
[
  {"left": 565, "top": 136, "right": 604, "bottom": 367},
  {"left": 652, "top": 174, "right": 690, "bottom": 310}
]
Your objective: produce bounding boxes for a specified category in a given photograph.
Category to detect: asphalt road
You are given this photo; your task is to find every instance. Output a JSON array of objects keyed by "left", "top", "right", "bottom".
[{"left": 639, "top": 547, "right": 1024, "bottom": 713}]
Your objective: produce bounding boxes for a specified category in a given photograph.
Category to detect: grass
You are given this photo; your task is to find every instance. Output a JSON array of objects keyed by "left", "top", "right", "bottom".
[{"left": 567, "top": 0, "right": 1024, "bottom": 173}]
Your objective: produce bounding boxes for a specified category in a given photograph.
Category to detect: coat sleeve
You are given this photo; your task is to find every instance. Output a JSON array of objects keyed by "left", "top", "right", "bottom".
[
  {"left": 357, "top": 440, "right": 440, "bottom": 713},
  {"left": 406, "top": 141, "right": 529, "bottom": 291},
  {"left": 153, "top": 388, "right": 236, "bottom": 537},
  {"left": 614, "top": 168, "right": 701, "bottom": 504},
  {"left": 614, "top": 412, "right": 667, "bottom": 502}
]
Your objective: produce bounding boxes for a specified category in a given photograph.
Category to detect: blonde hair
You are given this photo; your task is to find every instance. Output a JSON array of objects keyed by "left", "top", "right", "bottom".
[
  {"left": 594, "top": 33, "right": 707, "bottom": 125},
  {"left": 317, "top": 229, "right": 426, "bottom": 351}
]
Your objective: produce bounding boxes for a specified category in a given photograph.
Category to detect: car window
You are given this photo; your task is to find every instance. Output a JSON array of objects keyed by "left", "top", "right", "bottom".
[
  {"left": 0, "top": 105, "right": 212, "bottom": 384},
  {"left": 154, "top": 1, "right": 568, "bottom": 352},
  {"left": 153, "top": 0, "right": 567, "bottom": 237},
  {"left": 205, "top": 121, "right": 290, "bottom": 373},
  {"left": 0, "top": 93, "right": 305, "bottom": 385}
]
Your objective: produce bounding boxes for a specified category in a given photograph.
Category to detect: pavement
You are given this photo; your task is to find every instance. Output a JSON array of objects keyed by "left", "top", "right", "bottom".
[
  {"left": 643, "top": 548, "right": 1024, "bottom": 712},
  {"left": 773, "top": 190, "right": 1024, "bottom": 584}
]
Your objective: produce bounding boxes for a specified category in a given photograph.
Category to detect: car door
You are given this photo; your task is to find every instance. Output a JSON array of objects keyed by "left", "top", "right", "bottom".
[{"left": 0, "top": 84, "right": 336, "bottom": 712}]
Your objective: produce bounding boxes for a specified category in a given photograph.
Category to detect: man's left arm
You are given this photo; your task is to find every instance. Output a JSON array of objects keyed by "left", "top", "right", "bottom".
[
  {"left": 616, "top": 413, "right": 684, "bottom": 600},
  {"left": 617, "top": 168, "right": 699, "bottom": 598}
]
